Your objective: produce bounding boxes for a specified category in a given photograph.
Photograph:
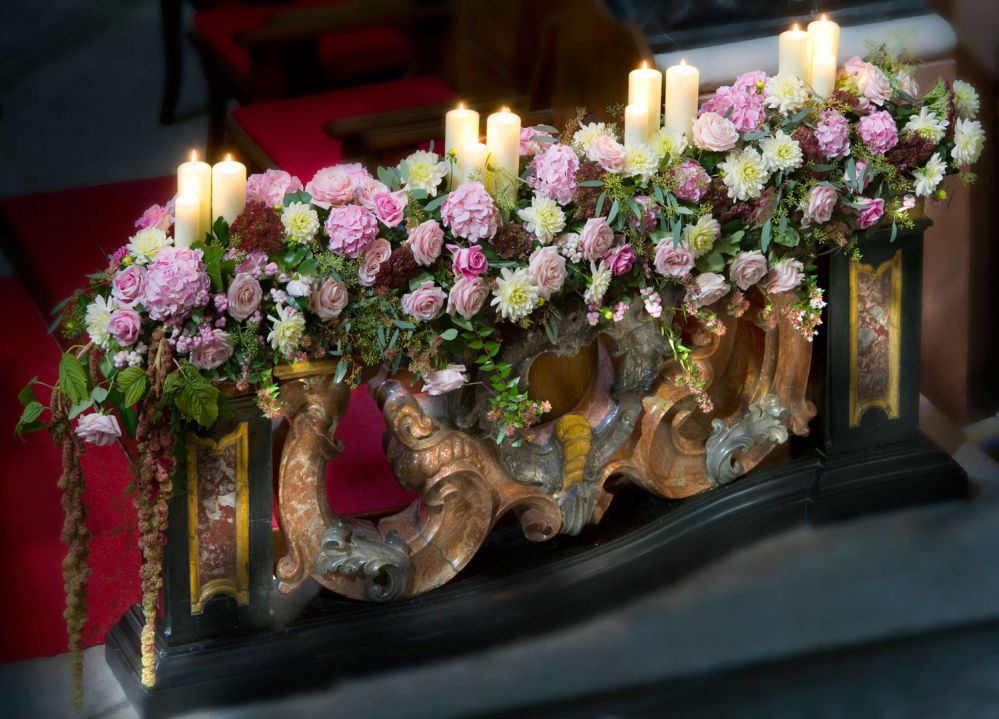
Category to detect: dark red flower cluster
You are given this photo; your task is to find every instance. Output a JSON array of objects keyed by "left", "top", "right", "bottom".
[
  {"left": 229, "top": 201, "right": 285, "bottom": 255},
  {"left": 572, "top": 163, "right": 604, "bottom": 219},
  {"left": 491, "top": 222, "right": 533, "bottom": 260},
  {"left": 886, "top": 133, "right": 935, "bottom": 172},
  {"left": 704, "top": 178, "right": 752, "bottom": 224},
  {"left": 792, "top": 126, "right": 824, "bottom": 165},
  {"left": 944, "top": 82, "right": 957, "bottom": 141},
  {"left": 831, "top": 89, "right": 861, "bottom": 111},
  {"left": 375, "top": 245, "right": 421, "bottom": 290}
]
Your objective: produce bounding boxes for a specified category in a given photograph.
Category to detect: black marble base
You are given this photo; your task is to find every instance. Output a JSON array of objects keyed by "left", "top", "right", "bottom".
[{"left": 105, "top": 433, "right": 967, "bottom": 718}]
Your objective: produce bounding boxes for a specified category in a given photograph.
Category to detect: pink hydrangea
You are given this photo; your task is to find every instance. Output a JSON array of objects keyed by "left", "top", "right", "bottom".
[
  {"left": 141, "top": 246, "right": 211, "bottom": 321},
  {"left": 246, "top": 169, "right": 303, "bottom": 207},
  {"left": 440, "top": 182, "right": 499, "bottom": 242},
  {"left": 670, "top": 160, "right": 711, "bottom": 203},
  {"left": 520, "top": 126, "right": 553, "bottom": 156},
  {"left": 699, "top": 83, "right": 766, "bottom": 133},
  {"left": 733, "top": 70, "right": 768, "bottom": 92},
  {"left": 858, "top": 111, "right": 898, "bottom": 155},
  {"left": 325, "top": 204, "right": 379, "bottom": 258},
  {"left": 135, "top": 204, "right": 172, "bottom": 232},
  {"left": 529, "top": 143, "right": 579, "bottom": 205},
  {"left": 816, "top": 110, "right": 851, "bottom": 159}
]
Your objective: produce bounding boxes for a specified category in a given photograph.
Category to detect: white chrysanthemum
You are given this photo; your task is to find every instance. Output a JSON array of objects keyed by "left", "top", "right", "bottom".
[
  {"left": 490, "top": 267, "right": 539, "bottom": 321},
  {"left": 267, "top": 304, "right": 306, "bottom": 357},
  {"left": 281, "top": 201, "right": 320, "bottom": 243},
  {"left": 649, "top": 126, "right": 687, "bottom": 160},
  {"left": 572, "top": 122, "right": 614, "bottom": 155},
  {"left": 718, "top": 147, "right": 769, "bottom": 201},
  {"left": 127, "top": 227, "right": 171, "bottom": 265},
  {"left": 85, "top": 295, "right": 115, "bottom": 348},
  {"left": 399, "top": 150, "right": 448, "bottom": 196},
  {"left": 913, "top": 153, "right": 946, "bottom": 198},
  {"left": 682, "top": 214, "right": 722, "bottom": 258},
  {"left": 623, "top": 143, "right": 659, "bottom": 181},
  {"left": 952, "top": 80, "right": 980, "bottom": 120},
  {"left": 584, "top": 260, "right": 612, "bottom": 305},
  {"left": 518, "top": 194, "right": 565, "bottom": 244},
  {"left": 764, "top": 73, "right": 809, "bottom": 116},
  {"left": 904, "top": 106, "right": 948, "bottom": 144},
  {"left": 759, "top": 130, "right": 803, "bottom": 173},
  {"left": 951, "top": 118, "right": 985, "bottom": 167}
]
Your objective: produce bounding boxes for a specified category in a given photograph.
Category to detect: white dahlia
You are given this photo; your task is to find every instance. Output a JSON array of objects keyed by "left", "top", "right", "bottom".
[
  {"left": 127, "top": 227, "right": 171, "bottom": 265},
  {"left": 280, "top": 201, "right": 320, "bottom": 244},
  {"left": 491, "top": 267, "right": 539, "bottom": 322},
  {"left": 951, "top": 118, "right": 985, "bottom": 167},
  {"left": 649, "top": 126, "right": 688, "bottom": 160},
  {"left": 913, "top": 153, "right": 946, "bottom": 198},
  {"left": 623, "top": 143, "right": 660, "bottom": 181},
  {"left": 764, "top": 73, "right": 809, "bottom": 116},
  {"left": 518, "top": 194, "right": 565, "bottom": 244},
  {"left": 85, "top": 295, "right": 115, "bottom": 348},
  {"left": 759, "top": 130, "right": 803, "bottom": 173},
  {"left": 718, "top": 147, "right": 769, "bottom": 201},
  {"left": 399, "top": 150, "right": 448, "bottom": 196},
  {"left": 572, "top": 122, "right": 614, "bottom": 156},
  {"left": 952, "top": 80, "right": 980, "bottom": 120},
  {"left": 682, "top": 214, "right": 722, "bottom": 258},
  {"left": 267, "top": 304, "right": 306, "bottom": 357},
  {"left": 904, "top": 106, "right": 948, "bottom": 144},
  {"left": 583, "top": 260, "right": 612, "bottom": 305}
]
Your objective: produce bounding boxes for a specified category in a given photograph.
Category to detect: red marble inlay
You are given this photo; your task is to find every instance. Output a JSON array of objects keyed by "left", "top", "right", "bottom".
[
  {"left": 855, "top": 267, "right": 893, "bottom": 406},
  {"left": 195, "top": 443, "right": 238, "bottom": 584}
]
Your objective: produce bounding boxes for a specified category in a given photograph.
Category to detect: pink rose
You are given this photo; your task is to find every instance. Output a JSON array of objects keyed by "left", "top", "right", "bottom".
[
  {"left": 108, "top": 309, "right": 141, "bottom": 346},
  {"left": 325, "top": 204, "right": 379, "bottom": 258},
  {"left": 579, "top": 217, "right": 614, "bottom": 261},
  {"left": 842, "top": 55, "right": 866, "bottom": 76},
  {"left": 587, "top": 134, "right": 626, "bottom": 173},
  {"left": 844, "top": 160, "right": 873, "bottom": 191},
  {"left": 440, "top": 182, "right": 500, "bottom": 242},
  {"left": 373, "top": 190, "right": 408, "bottom": 228},
  {"left": 357, "top": 238, "right": 391, "bottom": 287},
  {"left": 406, "top": 220, "right": 445, "bottom": 266},
  {"left": 856, "top": 62, "right": 892, "bottom": 107},
  {"left": 689, "top": 272, "right": 730, "bottom": 308},
  {"left": 604, "top": 245, "right": 637, "bottom": 276},
  {"left": 858, "top": 111, "right": 898, "bottom": 155},
  {"left": 422, "top": 364, "right": 468, "bottom": 395},
  {"left": 401, "top": 281, "right": 446, "bottom": 322},
  {"left": 246, "top": 169, "right": 303, "bottom": 207},
  {"left": 354, "top": 177, "right": 390, "bottom": 210},
  {"left": 310, "top": 277, "right": 349, "bottom": 322},
  {"left": 305, "top": 166, "right": 356, "bottom": 208},
  {"left": 854, "top": 197, "right": 885, "bottom": 229},
  {"left": 75, "top": 413, "right": 121, "bottom": 446},
  {"left": 111, "top": 265, "right": 146, "bottom": 307},
  {"left": 227, "top": 273, "right": 262, "bottom": 321},
  {"left": 448, "top": 244, "right": 488, "bottom": 280},
  {"left": 135, "top": 204, "right": 172, "bottom": 232},
  {"left": 447, "top": 276, "right": 488, "bottom": 319},
  {"left": 527, "top": 246, "right": 567, "bottom": 300},
  {"left": 729, "top": 250, "right": 768, "bottom": 291},
  {"left": 190, "top": 328, "right": 233, "bottom": 370},
  {"left": 766, "top": 259, "right": 805, "bottom": 293},
  {"left": 805, "top": 185, "right": 838, "bottom": 225},
  {"left": 692, "top": 112, "right": 739, "bottom": 152},
  {"left": 654, "top": 240, "right": 695, "bottom": 278}
]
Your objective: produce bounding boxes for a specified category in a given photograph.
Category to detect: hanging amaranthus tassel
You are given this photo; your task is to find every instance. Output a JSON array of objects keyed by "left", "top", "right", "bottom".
[
  {"left": 134, "top": 331, "right": 176, "bottom": 687},
  {"left": 51, "top": 388, "right": 91, "bottom": 712}
]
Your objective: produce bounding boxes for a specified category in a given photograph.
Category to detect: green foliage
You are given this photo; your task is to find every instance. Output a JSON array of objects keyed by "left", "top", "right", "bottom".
[
  {"left": 117, "top": 366, "right": 147, "bottom": 407},
  {"left": 59, "top": 353, "right": 89, "bottom": 404},
  {"left": 163, "top": 362, "right": 219, "bottom": 428}
]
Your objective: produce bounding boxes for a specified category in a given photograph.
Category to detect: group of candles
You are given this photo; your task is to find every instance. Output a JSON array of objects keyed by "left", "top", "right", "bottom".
[
  {"left": 444, "top": 104, "right": 521, "bottom": 201},
  {"left": 779, "top": 14, "right": 841, "bottom": 97},
  {"left": 174, "top": 152, "right": 247, "bottom": 247}
]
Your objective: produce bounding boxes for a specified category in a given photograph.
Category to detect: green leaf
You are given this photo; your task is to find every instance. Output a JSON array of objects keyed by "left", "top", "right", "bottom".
[
  {"left": 18, "top": 379, "right": 38, "bottom": 408},
  {"left": 47, "top": 315, "right": 63, "bottom": 335},
  {"left": 334, "top": 358, "right": 349, "bottom": 384},
  {"left": 393, "top": 319, "right": 416, "bottom": 330},
  {"left": 90, "top": 386, "right": 109, "bottom": 404},
  {"left": 408, "top": 272, "right": 433, "bottom": 291},
  {"left": 59, "top": 353, "right": 89, "bottom": 404},
  {"left": 199, "top": 244, "right": 225, "bottom": 292},
  {"left": 889, "top": 221, "right": 898, "bottom": 243},
  {"left": 423, "top": 192, "right": 450, "bottom": 213},
  {"left": 760, "top": 218, "right": 773, "bottom": 253},
  {"left": 16, "top": 402, "right": 43, "bottom": 430},
  {"left": 545, "top": 317, "right": 558, "bottom": 345},
  {"left": 282, "top": 190, "right": 312, "bottom": 206},
  {"left": 100, "top": 353, "right": 114, "bottom": 379},
  {"left": 175, "top": 379, "right": 219, "bottom": 429},
  {"left": 67, "top": 398, "right": 94, "bottom": 420},
  {"left": 211, "top": 216, "right": 230, "bottom": 245},
  {"left": 118, "top": 367, "right": 147, "bottom": 407},
  {"left": 440, "top": 328, "right": 458, "bottom": 341},
  {"left": 484, "top": 341, "right": 501, "bottom": 356},
  {"left": 283, "top": 243, "right": 308, "bottom": 269},
  {"left": 451, "top": 317, "right": 474, "bottom": 331},
  {"left": 578, "top": 179, "right": 604, "bottom": 188},
  {"left": 118, "top": 405, "right": 139, "bottom": 438},
  {"left": 595, "top": 191, "right": 606, "bottom": 218},
  {"left": 50, "top": 296, "right": 72, "bottom": 316},
  {"left": 607, "top": 199, "right": 620, "bottom": 225}
]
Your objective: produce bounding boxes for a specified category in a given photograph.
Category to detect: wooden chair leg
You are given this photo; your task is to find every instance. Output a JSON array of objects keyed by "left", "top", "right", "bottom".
[{"left": 159, "top": 0, "right": 183, "bottom": 125}]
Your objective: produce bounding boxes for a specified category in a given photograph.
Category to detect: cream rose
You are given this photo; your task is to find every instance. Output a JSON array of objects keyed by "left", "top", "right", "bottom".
[
  {"left": 729, "top": 250, "right": 768, "bottom": 291},
  {"left": 689, "top": 272, "right": 730, "bottom": 308},
  {"left": 579, "top": 217, "right": 614, "bottom": 261},
  {"left": 422, "top": 364, "right": 468, "bottom": 395},
  {"left": 766, "top": 259, "right": 805, "bottom": 293},
  {"left": 309, "top": 277, "right": 349, "bottom": 321},
  {"left": 527, "top": 246, "right": 567, "bottom": 300},
  {"left": 805, "top": 185, "right": 837, "bottom": 225}
]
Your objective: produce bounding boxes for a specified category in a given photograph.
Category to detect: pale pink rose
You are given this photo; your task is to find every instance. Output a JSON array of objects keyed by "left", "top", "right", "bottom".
[
  {"left": 689, "top": 272, "right": 730, "bottom": 308},
  {"left": 805, "top": 185, "right": 838, "bottom": 225},
  {"left": 75, "top": 413, "right": 121, "bottom": 446},
  {"left": 401, "top": 281, "right": 446, "bottom": 321},
  {"left": 604, "top": 245, "right": 637, "bottom": 276},
  {"left": 246, "top": 169, "right": 303, "bottom": 207},
  {"left": 448, "top": 244, "right": 488, "bottom": 280},
  {"left": 446, "top": 276, "right": 488, "bottom": 319},
  {"left": 227, "top": 273, "right": 262, "bottom": 321},
  {"left": 406, "top": 220, "right": 444, "bottom": 266},
  {"left": 854, "top": 197, "right": 885, "bottom": 229},
  {"left": 692, "top": 112, "right": 739, "bottom": 152},
  {"left": 729, "top": 250, "right": 768, "bottom": 291},
  {"left": 135, "top": 204, "right": 172, "bottom": 232},
  {"left": 842, "top": 55, "right": 866, "bottom": 76},
  {"left": 357, "top": 238, "right": 391, "bottom": 287},
  {"left": 310, "top": 277, "right": 349, "bottom": 322},
  {"left": 305, "top": 166, "right": 356, "bottom": 208},
  {"left": 654, "top": 240, "right": 695, "bottom": 278},
  {"left": 587, "top": 134, "right": 626, "bottom": 173},
  {"left": 422, "top": 364, "right": 468, "bottom": 395},
  {"left": 766, "top": 259, "right": 805, "bottom": 293},
  {"left": 111, "top": 265, "right": 146, "bottom": 307},
  {"left": 579, "top": 217, "right": 614, "bottom": 261},
  {"left": 108, "top": 309, "right": 141, "bottom": 347},
  {"left": 190, "top": 329, "right": 233, "bottom": 370},
  {"left": 373, "top": 190, "right": 408, "bottom": 228},
  {"left": 528, "top": 246, "right": 567, "bottom": 300},
  {"left": 856, "top": 62, "right": 892, "bottom": 107},
  {"left": 354, "top": 177, "right": 390, "bottom": 210}
]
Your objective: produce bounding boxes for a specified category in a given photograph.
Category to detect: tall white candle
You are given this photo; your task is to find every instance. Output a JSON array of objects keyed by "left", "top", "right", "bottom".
[
  {"left": 177, "top": 150, "right": 212, "bottom": 241},
  {"left": 807, "top": 14, "right": 840, "bottom": 80},
  {"left": 485, "top": 107, "right": 521, "bottom": 203},
  {"left": 624, "top": 104, "right": 650, "bottom": 148},
  {"left": 628, "top": 61, "right": 662, "bottom": 138},
  {"left": 173, "top": 193, "right": 200, "bottom": 248},
  {"left": 665, "top": 59, "right": 699, "bottom": 139},
  {"left": 211, "top": 154, "right": 246, "bottom": 225},
  {"left": 779, "top": 23, "right": 810, "bottom": 82},
  {"left": 811, "top": 53, "right": 837, "bottom": 97},
  {"left": 457, "top": 142, "right": 489, "bottom": 186},
  {"left": 445, "top": 103, "right": 480, "bottom": 188}
]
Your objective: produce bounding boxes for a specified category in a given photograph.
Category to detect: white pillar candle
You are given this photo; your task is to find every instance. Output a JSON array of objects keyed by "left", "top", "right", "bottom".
[
  {"left": 665, "top": 59, "right": 699, "bottom": 139},
  {"left": 624, "top": 104, "right": 650, "bottom": 148},
  {"left": 628, "top": 61, "right": 662, "bottom": 138},
  {"left": 457, "top": 141, "right": 489, "bottom": 186},
  {"left": 779, "top": 23, "right": 810, "bottom": 83},
  {"left": 177, "top": 150, "right": 212, "bottom": 241},
  {"left": 445, "top": 103, "right": 480, "bottom": 189},
  {"left": 807, "top": 14, "right": 840, "bottom": 80},
  {"left": 811, "top": 53, "right": 837, "bottom": 97},
  {"left": 211, "top": 154, "right": 246, "bottom": 225},
  {"left": 485, "top": 107, "right": 521, "bottom": 203},
  {"left": 173, "top": 193, "right": 200, "bottom": 248}
]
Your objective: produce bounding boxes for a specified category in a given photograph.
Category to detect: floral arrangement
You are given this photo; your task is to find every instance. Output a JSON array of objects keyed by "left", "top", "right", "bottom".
[{"left": 15, "top": 47, "right": 984, "bottom": 696}]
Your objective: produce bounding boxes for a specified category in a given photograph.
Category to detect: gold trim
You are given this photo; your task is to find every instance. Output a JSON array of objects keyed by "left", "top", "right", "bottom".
[
  {"left": 187, "top": 423, "right": 250, "bottom": 614},
  {"left": 273, "top": 359, "right": 338, "bottom": 380},
  {"left": 848, "top": 250, "right": 902, "bottom": 427}
]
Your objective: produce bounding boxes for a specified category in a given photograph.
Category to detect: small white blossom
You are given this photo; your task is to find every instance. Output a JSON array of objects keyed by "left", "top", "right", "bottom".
[
  {"left": 571, "top": 122, "right": 614, "bottom": 156},
  {"left": 913, "top": 153, "right": 946, "bottom": 198},
  {"left": 952, "top": 80, "right": 980, "bottom": 120},
  {"left": 85, "top": 295, "right": 115, "bottom": 348},
  {"left": 518, "top": 194, "right": 565, "bottom": 244},
  {"left": 557, "top": 232, "right": 583, "bottom": 263},
  {"left": 583, "top": 260, "right": 612, "bottom": 305}
]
